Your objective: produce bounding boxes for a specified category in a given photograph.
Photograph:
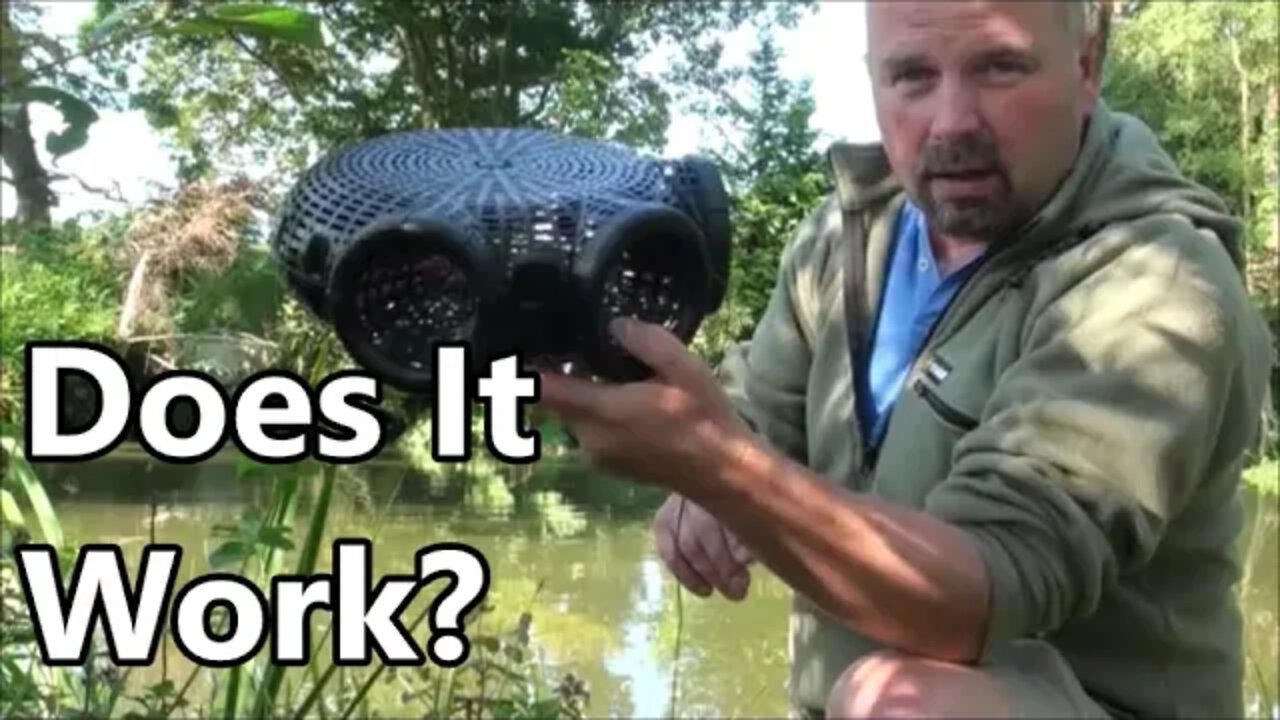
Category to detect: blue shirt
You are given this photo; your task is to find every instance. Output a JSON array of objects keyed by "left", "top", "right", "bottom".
[{"left": 859, "top": 201, "right": 983, "bottom": 448}]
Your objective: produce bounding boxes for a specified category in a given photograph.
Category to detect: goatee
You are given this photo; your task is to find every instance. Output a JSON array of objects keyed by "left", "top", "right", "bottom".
[{"left": 914, "top": 132, "right": 1027, "bottom": 242}]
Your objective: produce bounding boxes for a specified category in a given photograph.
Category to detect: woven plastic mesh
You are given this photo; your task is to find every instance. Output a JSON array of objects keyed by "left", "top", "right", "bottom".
[
  {"left": 269, "top": 127, "right": 727, "bottom": 386},
  {"left": 272, "top": 130, "right": 698, "bottom": 273}
]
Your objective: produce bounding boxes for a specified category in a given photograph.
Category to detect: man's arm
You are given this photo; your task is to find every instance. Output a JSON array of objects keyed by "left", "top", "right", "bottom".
[{"left": 692, "top": 436, "right": 993, "bottom": 664}]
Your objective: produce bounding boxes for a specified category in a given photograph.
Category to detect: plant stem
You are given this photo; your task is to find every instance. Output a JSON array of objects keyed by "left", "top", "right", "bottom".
[
  {"left": 251, "top": 465, "right": 336, "bottom": 719},
  {"left": 669, "top": 499, "right": 687, "bottom": 719},
  {"left": 333, "top": 604, "right": 435, "bottom": 720}
]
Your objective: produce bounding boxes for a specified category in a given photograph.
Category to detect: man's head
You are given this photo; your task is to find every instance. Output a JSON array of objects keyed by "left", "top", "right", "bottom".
[{"left": 865, "top": 0, "right": 1104, "bottom": 242}]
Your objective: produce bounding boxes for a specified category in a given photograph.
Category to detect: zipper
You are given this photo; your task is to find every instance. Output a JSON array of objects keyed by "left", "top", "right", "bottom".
[
  {"left": 900, "top": 243, "right": 1014, "bottom": 397},
  {"left": 903, "top": 207, "right": 1082, "bottom": 384},
  {"left": 842, "top": 210, "right": 877, "bottom": 476},
  {"left": 912, "top": 377, "right": 979, "bottom": 431},
  {"left": 847, "top": 203, "right": 1021, "bottom": 474}
]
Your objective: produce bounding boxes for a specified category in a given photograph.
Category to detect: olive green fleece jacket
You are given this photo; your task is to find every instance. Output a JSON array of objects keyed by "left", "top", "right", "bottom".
[{"left": 715, "top": 100, "right": 1276, "bottom": 718}]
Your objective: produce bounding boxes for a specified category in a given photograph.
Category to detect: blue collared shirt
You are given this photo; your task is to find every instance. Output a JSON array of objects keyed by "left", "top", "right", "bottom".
[{"left": 859, "top": 200, "right": 984, "bottom": 448}]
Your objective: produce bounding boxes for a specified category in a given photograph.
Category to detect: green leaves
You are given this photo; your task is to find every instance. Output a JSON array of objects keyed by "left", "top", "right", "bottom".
[
  {"left": 207, "top": 508, "right": 296, "bottom": 570},
  {"left": 0, "top": 434, "right": 65, "bottom": 549},
  {"left": 1105, "top": 2, "right": 1277, "bottom": 252},
  {"left": 249, "top": 465, "right": 335, "bottom": 719},
  {"left": 87, "top": 1, "right": 158, "bottom": 45},
  {"left": 2, "top": 1, "right": 322, "bottom": 170},
  {"left": 9, "top": 86, "right": 100, "bottom": 158},
  {"left": 170, "top": 3, "right": 325, "bottom": 49},
  {"left": 1245, "top": 459, "right": 1278, "bottom": 497}
]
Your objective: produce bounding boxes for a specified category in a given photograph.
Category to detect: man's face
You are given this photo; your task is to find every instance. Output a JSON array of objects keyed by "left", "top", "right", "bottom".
[{"left": 866, "top": 1, "right": 1102, "bottom": 242}]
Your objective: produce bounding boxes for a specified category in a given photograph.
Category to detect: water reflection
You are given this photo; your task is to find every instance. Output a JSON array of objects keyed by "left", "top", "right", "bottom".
[
  {"left": 605, "top": 559, "right": 671, "bottom": 718},
  {"left": 30, "top": 455, "right": 1280, "bottom": 719}
]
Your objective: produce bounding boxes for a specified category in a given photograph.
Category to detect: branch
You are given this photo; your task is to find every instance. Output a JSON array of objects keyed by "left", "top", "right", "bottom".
[
  {"left": 229, "top": 33, "right": 307, "bottom": 108},
  {"left": 497, "top": 3, "right": 515, "bottom": 123},
  {"left": 443, "top": 4, "right": 456, "bottom": 123},
  {"left": 47, "top": 170, "right": 127, "bottom": 204},
  {"left": 517, "top": 82, "right": 554, "bottom": 125},
  {"left": 0, "top": 20, "right": 166, "bottom": 92}
]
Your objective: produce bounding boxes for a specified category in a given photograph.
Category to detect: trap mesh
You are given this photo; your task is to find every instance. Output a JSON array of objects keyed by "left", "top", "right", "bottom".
[{"left": 269, "top": 127, "right": 729, "bottom": 387}]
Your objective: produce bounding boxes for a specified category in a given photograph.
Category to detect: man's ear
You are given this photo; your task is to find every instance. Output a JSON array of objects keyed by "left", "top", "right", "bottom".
[{"left": 1077, "top": 27, "right": 1105, "bottom": 110}]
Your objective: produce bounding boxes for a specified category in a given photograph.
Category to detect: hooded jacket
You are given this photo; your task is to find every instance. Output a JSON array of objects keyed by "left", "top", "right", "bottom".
[{"left": 715, "top": 100, "right": 1276, "bottom": 718}]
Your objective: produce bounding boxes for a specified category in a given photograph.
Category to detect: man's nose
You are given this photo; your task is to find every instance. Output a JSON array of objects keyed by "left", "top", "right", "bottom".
[{"left": 929, "top": 78, "right": 984, "bottom": 140}]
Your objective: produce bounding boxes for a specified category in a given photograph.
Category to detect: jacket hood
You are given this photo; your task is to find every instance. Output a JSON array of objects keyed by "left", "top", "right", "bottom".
[{"left": 826, "top": 100, "right": 1246, "bottom": 272}]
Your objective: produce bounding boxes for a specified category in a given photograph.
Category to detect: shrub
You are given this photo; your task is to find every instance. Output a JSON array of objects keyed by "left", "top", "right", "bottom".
[{"left": 0, "top": 221, "right": 128, "bottom": 424}]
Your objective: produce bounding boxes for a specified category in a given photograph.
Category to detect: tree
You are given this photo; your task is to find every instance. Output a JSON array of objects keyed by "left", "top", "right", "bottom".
[
  {"left": 692, "top": 32, "right": 830, "bottom": 365},
  {"left": 1, "top": 0, "right": 110, "bottom": 225},
  {"left": 96, "top": 1, "right": 814, "bottom": 187},
  {"left": 1, "top": 0, "right": 324, "bottom": 226},
  {"left": 1102, "top": 1, "right": 1279, "bottom": 267}
]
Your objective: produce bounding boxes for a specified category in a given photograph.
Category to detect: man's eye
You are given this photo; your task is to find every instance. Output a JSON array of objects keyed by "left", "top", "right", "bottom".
[
  {"left": 893, "top": 68, "right": 934, "bottom": 85},
  {"left": 983, "top": 59, "right": 1029, "bottom": 78}
]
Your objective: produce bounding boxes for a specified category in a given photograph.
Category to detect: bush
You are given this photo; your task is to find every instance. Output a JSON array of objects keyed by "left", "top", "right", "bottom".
[
  {"left": 0, "top": 221, "right": 129, "bottom": 424},
  {"left": 169, "top": 243, "right": 288, "bottom": 338}
]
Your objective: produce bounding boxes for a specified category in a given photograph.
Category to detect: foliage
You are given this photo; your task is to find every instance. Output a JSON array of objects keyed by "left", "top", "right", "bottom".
[
  {"left": 0, "top": 220, "right": 126, "bottom": 424},
  {"left": 0, "top": 430, "right": 593, "bottom": 719},
  {"left": 1, "top": 0, "right": 324, "bottom": 224},
  {"left": 116, "top": 176, "right": 271, "bottom": 339},
  {"left": 92, "top": 1, "right": 814, "bottom": 184},
  {"left": 169, "top": 243, "right": 288, "bottom": 339},
  {"left": 1244, "top": 459, "right": 1278, "bottom": 498},
  {"left": 692, "top": 34, "right": 831, "bottom": 367},
  {"left": 1103, "top": 1, "right": 1279, "bottom": 256}
]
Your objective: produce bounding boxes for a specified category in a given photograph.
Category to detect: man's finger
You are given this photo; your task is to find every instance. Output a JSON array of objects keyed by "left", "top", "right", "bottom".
[
  {"left": 675, "top": 529, "right": 719, "bottom": 598},
  {"left": 666, "top": 540, "right": 715, "bottom": 597},
  {"left": 693, "top": 520, "right": 750, "bottom": 601},
  {"left": 537, "top": 369, "right": 611, "bottom": 421},
  {"left": 655, "top": 511, "right": 713, "bottom": 596},
  {"left": 610, "top": 318, "right": 716, "bottom": 393}
]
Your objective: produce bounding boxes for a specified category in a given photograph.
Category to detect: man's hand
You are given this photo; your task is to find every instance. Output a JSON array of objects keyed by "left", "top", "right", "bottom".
[
  {"left": 653, "top": 493, "right": 755, "bottom": 600},
  {"left": 535, "top": 317, "right": 757, "bottom": 495},
  {"left": 537, "top": 320, "right": 992, "bottom": 662}
]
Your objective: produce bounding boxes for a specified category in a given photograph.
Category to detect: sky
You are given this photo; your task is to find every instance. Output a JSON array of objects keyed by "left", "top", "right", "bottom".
[{"left": 1, "top": 1, "right": 882, "bottom": 221}]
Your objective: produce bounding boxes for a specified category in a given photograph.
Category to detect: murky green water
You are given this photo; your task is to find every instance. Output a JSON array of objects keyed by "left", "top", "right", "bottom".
[{"left": 32, "top": 454, "right": 1280, "bottom": 718}]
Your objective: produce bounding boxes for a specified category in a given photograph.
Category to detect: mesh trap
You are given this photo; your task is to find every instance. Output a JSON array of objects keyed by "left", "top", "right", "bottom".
[{"left": 269, "top": 128, "right": 731, "bottom": 392}]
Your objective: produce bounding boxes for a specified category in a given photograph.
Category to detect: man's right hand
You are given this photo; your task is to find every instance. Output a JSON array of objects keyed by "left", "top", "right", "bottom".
[{"left": 652, "top": 493, "right": 755, "bottom": 600}]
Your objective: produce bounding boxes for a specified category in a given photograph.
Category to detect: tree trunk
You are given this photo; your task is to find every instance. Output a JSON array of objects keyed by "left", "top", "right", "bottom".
[
  {"left": 1, "top": 104, "right": 53, "bottom": 226},
  {"left": 1267, "top": 81, "right": 1278, "bottom": 252},
  {"left": 1227, "top": 30, "right": 1254, "bottom": 288},
  {"left": 117, "top": 250, "right": 152, "bottom": 340},
  {"left": 442, "top": 4, "right": 456, "bottom": 126},
  {"left": 0, "top": 0, "right": 53, "bottom": 226},
  {"left": 1229, "top": 32, "right": 1251, "bottom": 227},
  {"left": 396, "top": 20, "right": 435, "bottom": 130},
  {"left": 501, "top": 2, "right": 519, "bottom": 123}
]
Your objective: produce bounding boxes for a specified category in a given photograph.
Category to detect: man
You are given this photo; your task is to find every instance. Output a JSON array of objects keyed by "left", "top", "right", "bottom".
[{"left": 538, "top": 1, "right": 1275, "bottom": 717}]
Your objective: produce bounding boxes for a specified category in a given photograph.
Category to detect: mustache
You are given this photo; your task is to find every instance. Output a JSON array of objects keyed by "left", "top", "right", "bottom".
[{"left": 918, "top": 134, "right": 1002, "bottom": 176}]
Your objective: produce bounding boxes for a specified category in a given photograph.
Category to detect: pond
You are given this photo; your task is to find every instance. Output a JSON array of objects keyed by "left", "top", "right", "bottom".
[{"left": 23, "top": 451, "right": 1280, "bottom": 719}]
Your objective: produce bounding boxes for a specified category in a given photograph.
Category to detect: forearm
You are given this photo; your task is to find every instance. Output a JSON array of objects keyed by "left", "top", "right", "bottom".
[{"left": 690, "top": 430, "right": 992, "bottom": 663}]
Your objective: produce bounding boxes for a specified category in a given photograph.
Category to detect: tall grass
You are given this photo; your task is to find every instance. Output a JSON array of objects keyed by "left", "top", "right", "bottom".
[{"left": 0, "top": 433, "right": 590, "bottom": 720}]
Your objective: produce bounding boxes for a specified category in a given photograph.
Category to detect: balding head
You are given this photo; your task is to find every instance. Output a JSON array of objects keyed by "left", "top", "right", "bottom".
[
  {"left": 863, "top": 0, "right": 1105, "bottom": 243},
  {"left": 1060, "top": 0, "right": 1088, "bottom": 46}
]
